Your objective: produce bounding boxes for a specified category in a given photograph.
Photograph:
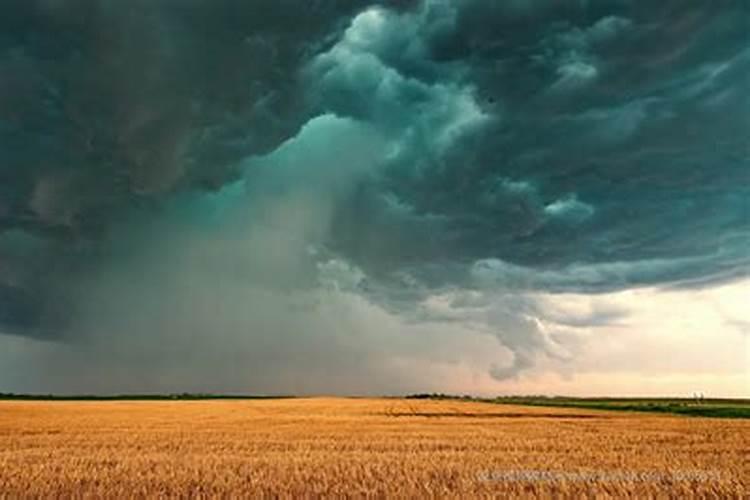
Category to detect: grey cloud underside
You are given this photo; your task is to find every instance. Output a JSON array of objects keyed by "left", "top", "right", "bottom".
[{"left": 1, "top": 0, "right": 748, "bottom": 341}]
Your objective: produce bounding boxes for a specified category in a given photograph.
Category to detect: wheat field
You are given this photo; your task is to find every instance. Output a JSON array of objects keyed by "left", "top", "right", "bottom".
[{"left": 0, "top": 398, "right": 747, "bottom": 497}]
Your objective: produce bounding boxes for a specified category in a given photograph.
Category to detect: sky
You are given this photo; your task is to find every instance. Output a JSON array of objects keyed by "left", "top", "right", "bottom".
[{"left": 0, "top": 0, "right": 748, "bottom": 397}]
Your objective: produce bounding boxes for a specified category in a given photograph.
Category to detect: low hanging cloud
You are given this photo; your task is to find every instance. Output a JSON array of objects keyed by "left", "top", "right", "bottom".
[{"left": 0, "top": 0, "right": 747, "bottom": 393}]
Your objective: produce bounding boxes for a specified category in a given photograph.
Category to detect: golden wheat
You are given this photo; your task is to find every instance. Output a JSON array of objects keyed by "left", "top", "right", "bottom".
[{"left": 0, "top": 398, "right": 747, "bottom": 497}]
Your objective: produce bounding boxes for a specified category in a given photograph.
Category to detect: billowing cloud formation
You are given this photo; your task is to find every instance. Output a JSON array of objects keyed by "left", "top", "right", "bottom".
[
  {"left": 0, "top": 0, "right": 403, "bottom": 337},
  {"left": 324, "top": 0, "right": 749, "bottom": 291},
  {"left": 0, "top": 1, "right": 747, "bottom": 392}
]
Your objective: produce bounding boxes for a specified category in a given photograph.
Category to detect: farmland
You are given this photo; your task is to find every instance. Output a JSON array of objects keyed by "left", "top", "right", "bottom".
[
  {"left": 406, "top": 394, "right": 750, "bottom": 419},
  {"left": 0, "top": 398, "right": 748, "bottom": 497},
  {"left": 491, "top": 396, "right": 750, "bottom": 419}
]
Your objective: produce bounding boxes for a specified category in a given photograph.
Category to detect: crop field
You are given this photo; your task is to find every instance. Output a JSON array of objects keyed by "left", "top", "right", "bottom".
[
  {"left": 0, "top": 398, "right": 748, "bottom": 497},
  {"left": 493, "top": 397, "right": 750, "bottom": 419}
]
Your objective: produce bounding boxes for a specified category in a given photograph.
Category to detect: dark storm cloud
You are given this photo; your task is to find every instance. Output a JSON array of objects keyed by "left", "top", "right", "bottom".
[
  {"left": 0, "top": 0, "right": 408, "bottom": 337},
  {"left": 0, "top": 0, "right": 747, "bottom": 361},
  {"left": 0, "top": 0, "right": 381, "bottom": 228},
  {"left": 322, "top": 0, "right": 749, "bottom": 293}
]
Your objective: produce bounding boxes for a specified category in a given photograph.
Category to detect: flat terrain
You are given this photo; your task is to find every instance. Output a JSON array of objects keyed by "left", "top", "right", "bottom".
[
  {"left": 491, "top": 396, "right": 750, "bottom": 419},
  {"left": 0, "top": 398, "right": 748, "bottom": 497}
]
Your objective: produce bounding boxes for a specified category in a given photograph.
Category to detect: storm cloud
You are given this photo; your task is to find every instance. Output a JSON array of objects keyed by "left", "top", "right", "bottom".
[
  {"left": 324, "top": 0, "right": 749, "bottom": 290},
  {"left": 0, "top": 0, "right": 747, "bottom": 392}
]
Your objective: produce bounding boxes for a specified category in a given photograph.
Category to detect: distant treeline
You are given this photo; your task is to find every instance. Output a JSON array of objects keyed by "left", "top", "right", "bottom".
[
  {"left": 0, "top": 393, "right": 293, "bottom": 401},
  {"left": 2, "top": 392, "right": 747, "bottom": 418}
]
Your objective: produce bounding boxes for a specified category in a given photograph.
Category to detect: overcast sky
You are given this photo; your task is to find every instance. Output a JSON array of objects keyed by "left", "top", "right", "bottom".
[{"left": 0, "top": 0, "right": 748, "bottom": 396}]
